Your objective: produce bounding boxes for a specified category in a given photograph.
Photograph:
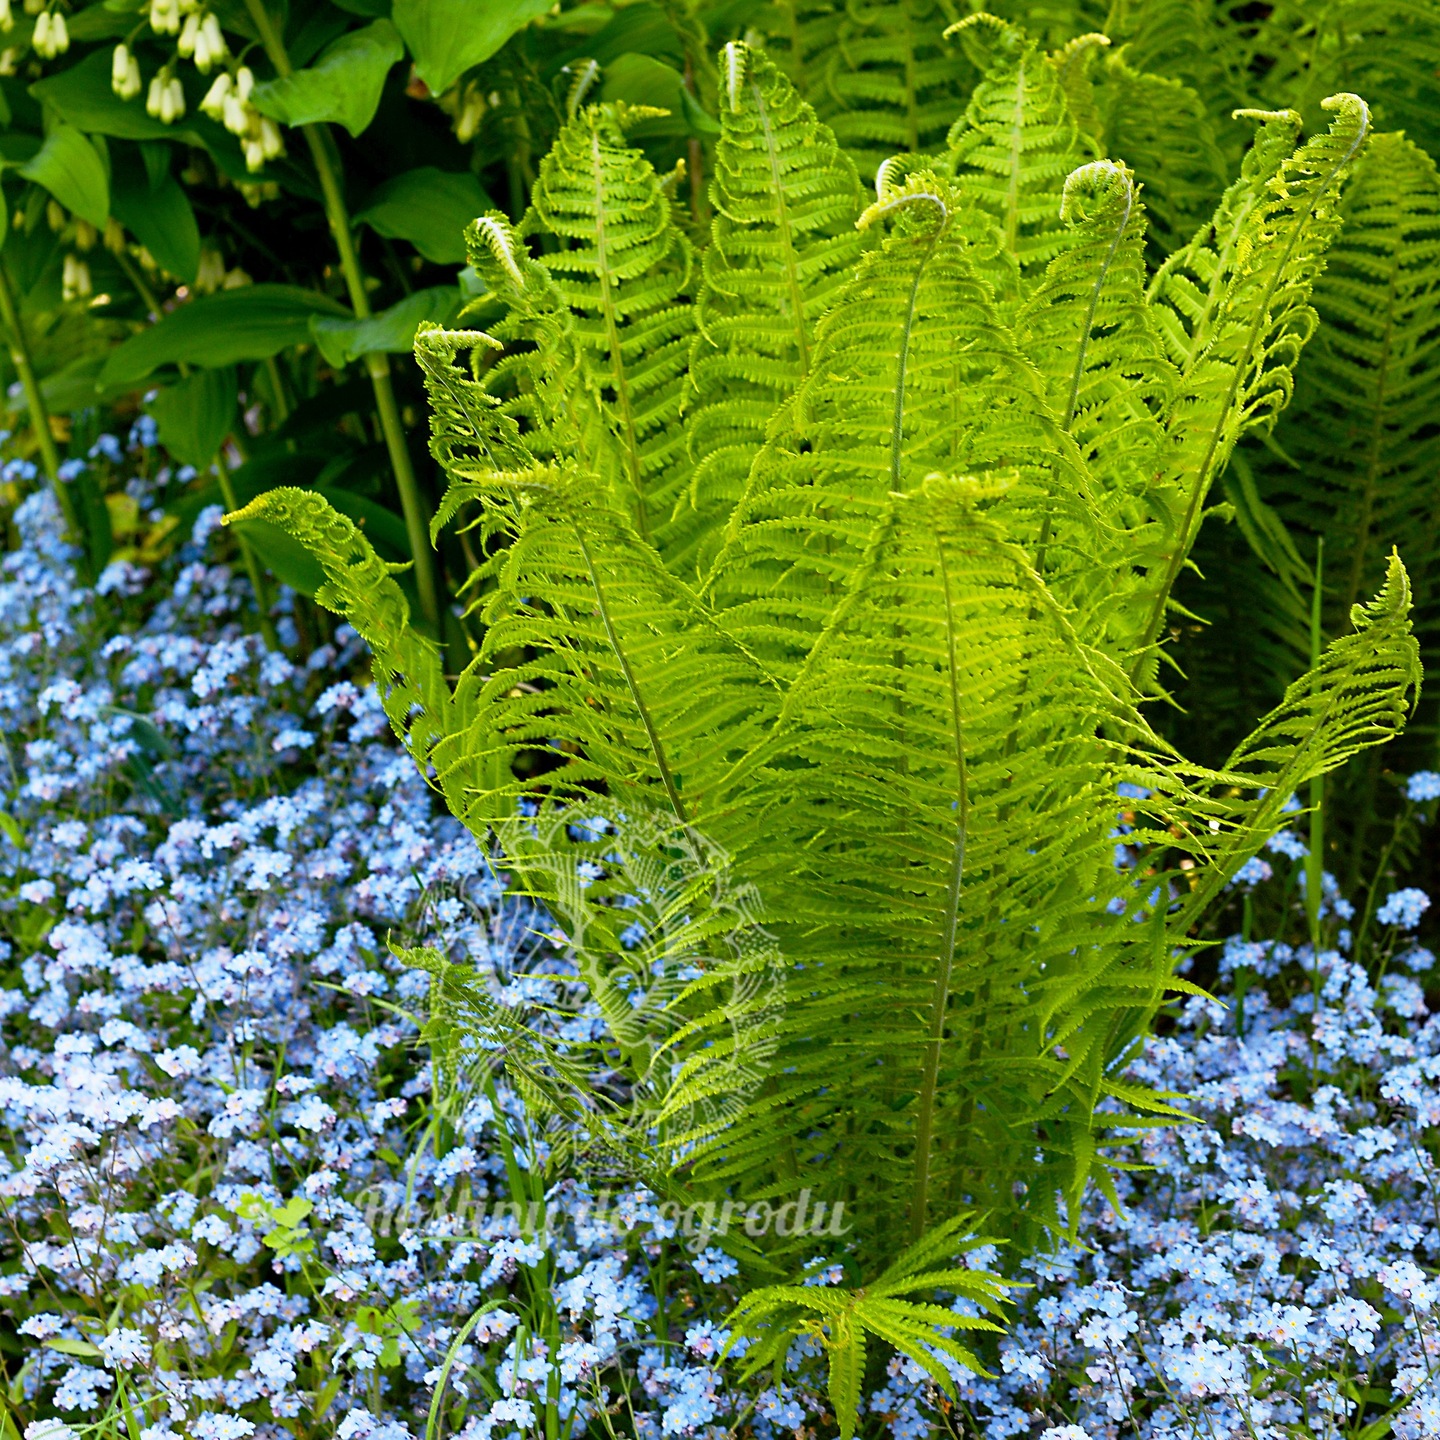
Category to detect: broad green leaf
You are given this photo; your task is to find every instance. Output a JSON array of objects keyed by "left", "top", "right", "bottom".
[
  {"left": 309, "top": 286, "right": 459, "bottom": 368},
  {"left": 99, "top": 285, "right": 350, "bottom": 387},
  {"left": 29, "top": 52, "right": 247, "bottom": 180},
  {"left": 354, "top": 167, "right": 492, "bottom": 263},
  {"left": 394, "top": 0, "right": 550, "bottom": 96},
  {"left": 251, "top": 18, "right": 403, "bottom": 138},
  {"left": 228, "top": 515, "right": 328, "bottom": 597},
  {"left": 112, "top": 173, "right": 200, "bottom": 284},
  {"left": 147, "top": 367, "right": 237, "bottom": 467},
  {"left": 18, "top": 124, "right": 108, "bottom": 227},
  {"left": 599, "top": 54, "right": 719, "bottom": 138}
]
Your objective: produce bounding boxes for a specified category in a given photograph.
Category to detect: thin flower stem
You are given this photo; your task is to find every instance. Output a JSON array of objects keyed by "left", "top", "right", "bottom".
[
  {"left": 0, "top": 254, "right": 81, "bottom": 543},
  {"left": 241, "top": 0, "right": 442, "bottom": 635}
]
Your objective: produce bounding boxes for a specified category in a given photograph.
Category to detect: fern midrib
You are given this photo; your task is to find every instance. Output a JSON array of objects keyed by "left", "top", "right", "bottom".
[
  {"left": 571, "top": 519, "right": 688, "bottom": 826},
  {"left": 752, "top": 77, "right": 811, "bottom": 380},
  {"left": 1004, "top": 60, "right": 1027, "bottom": 256},
  {"left": 907, "top": 527, "right": 970, "bottom": 1244},
  {"left": 1132, "top": 120, "right": 1370, "bottom": 676},
  {"left": 1063, "top": 178, "right": 1136, "bottom": 430},
  {"left": 892, "top": 227, "right": 944, "bottom": 490},
  {"left": 589, "top": 124, "right": 651, "bottom": 540}
]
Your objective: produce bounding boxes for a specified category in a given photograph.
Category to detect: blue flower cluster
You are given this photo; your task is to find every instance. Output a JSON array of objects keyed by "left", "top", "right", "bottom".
[
  {"left": 5, "top": 445, "right": 1440, "bottom": 1440},
  {"left": 0, "top": 481, "right": 787, "bottom": 1440}
]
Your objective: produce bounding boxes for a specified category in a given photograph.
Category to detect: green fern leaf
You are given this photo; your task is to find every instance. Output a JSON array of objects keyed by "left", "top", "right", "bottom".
[
  {"left": 1137, "top": 93, "right": 1372, "bottom": 667},
  {"left": 943, "top": 15, "right": 1090, "bottom": 280},
  {"left": 679, "top": 42, "right": 866, "bottom": 575},
  {"left": 763, "top": 0, "right": 977, "bottom": 180}
]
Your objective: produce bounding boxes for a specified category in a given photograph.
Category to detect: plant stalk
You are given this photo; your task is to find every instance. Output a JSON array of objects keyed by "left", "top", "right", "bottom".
[
  {"left": 0, "top": 256, "right": 80, "bottom": 542},
  {"left": 242, "top": 0, "right": 442, "bottom": 635},
  {"left": 1305, "top": 538, "right": 1325, "bottom": 949}
]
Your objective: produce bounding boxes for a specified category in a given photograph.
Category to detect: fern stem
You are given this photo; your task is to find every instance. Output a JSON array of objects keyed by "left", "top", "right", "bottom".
[
  {"left": 909, "top": 529, "right": 970, "bottom": 1243},
  {"left": 891, "top": 229, "right": 942, "bottom": 489},
  {"left": 1002, "top": 60, "right": 1027, "bottom": 256},
  {"left": 588, "top": 124, "right": 650, "bottom": 540},
  {"left": 753, "top": 79, "right": 810, "bottom": 380},
  {"left": 572, "top": 523, "right": 688, "bottom": 828},
  {"left": 242, "top": 0, "right": 442, "bottom": 636},
  {"left": 1062, "top": 175, "right": 1135, "bottom": 431},
  {"left": 0, "top": 257, "right": 80, "bottom": 546}
]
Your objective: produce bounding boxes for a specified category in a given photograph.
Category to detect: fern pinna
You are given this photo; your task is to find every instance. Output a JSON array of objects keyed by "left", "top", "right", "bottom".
[{"left": 231, "top": 39, "right": 1419, "bottom": 1435}]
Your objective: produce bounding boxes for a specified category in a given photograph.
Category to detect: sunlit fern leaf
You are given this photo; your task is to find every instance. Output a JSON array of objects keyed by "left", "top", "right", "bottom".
[
  {"left": 678, "top": 42, "right": 866, "bottom": 576},
  {"left": 1017, "top": 160, "right": 1180, "bottom": 654},
  {"left": 1181, "top": 551, "right": 1420, "bottom": 919},
  {"left": 439, "top": 461, "right": 775, "bottom": 831},
  {"left": 709, "top": 169, "right": 1097, "bottom": 673},
  {"left": 1135, "top": 94, "right": 1372, "bottom": 675},
  {"left": 691, "top": 470, "right": 1226, "bottom": 1243},
  {"left": 512, "top": 101, "right": 698, "bottom": 549},
  {"left": 726, "top": 1216, "right": 1010, "bottom": 1440},
  {"left": 942, "top": 14, "right": 1090, "bottom": 282}
]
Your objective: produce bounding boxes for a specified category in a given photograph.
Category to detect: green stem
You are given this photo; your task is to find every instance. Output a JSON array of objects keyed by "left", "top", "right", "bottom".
[
  {"left": 0, "top": 255, "right": 80, "bottom": 542},
  {"left": 1304, "top": 538, "right": 1325, "bottom": 950},
  {"left": 216, "top": 447, "right": 280, "bottom": 653},
  {"left": 242, "top": 0, "right": 442, "bottom": 635}
]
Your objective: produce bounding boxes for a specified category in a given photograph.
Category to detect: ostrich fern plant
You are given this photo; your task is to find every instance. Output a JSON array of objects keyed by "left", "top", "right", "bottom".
[{"left": 231, "top": 38, "right": 1419, "bottom": 1435}]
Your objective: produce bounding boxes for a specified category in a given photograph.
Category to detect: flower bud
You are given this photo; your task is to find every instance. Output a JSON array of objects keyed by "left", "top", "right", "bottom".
[
  {"left": 176, "top": 10, "right": 198, "bottom": 58},
  {"left": 199, "top": 69, "right": 230, "bottom": 120}
]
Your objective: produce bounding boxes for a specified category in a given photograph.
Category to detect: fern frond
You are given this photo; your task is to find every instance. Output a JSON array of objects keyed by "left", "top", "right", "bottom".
[
  {"left": 709, "top": 169, "right": 1095, "bottom": 670},
  {"left": 1181, "top": 551, "right": 1420, "bottom": 919},
  {"left": 679, "top": 43, "right": 866, "bottom": 575},
  {"left": 1080, "top": 52, "right": 1231, "bottom": 258},
  {"left": 942, "top": 15, "right": 1089, "bottom": 280},
  {"left": 474, "top": 104, "right": 698, "bottom": 548},
  {"left": 1261, "top": 134, "right": 1440, "bottom": 671},
  {"left": 766, "top": 0, "right": 977, "bottom": 179},
  {"left": 1137, "top": 94, "right": 1372, "bottom": 669},
  {"left": 1016, "top": 159, "right": 1179, "bottom": 652}
]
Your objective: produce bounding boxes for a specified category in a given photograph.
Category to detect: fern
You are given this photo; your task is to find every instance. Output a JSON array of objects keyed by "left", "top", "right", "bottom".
[
  {"left": 680, "top": 43, "right": 865, "bottom": 574},
  {"left": 1173, "top": 133, "right": 1440, "bottom": 840},
  {"left": 1075, "top": 49, "right": 1231, "bottom": 257},
  {"left": 764, "top": 0, "right": 977, "bottom": 179},
  {"left": 230, "top": 52, "right": 1423, "bottom": 1429},
  {"left": 943, "top": 15, "right": 1090, "bottom": 281},
  {"left": 1137, "top": 93, "right": 1372, "bottom": 672}
]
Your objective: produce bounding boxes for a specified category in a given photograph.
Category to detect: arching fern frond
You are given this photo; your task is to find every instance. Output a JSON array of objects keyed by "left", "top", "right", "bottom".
[
  {"left": 498, "top": 102, "right": 698, "bottom": 548},
  {"left": 679, "top": 43, "right": 865, "bottom": 575},
  {"left": 1260, "top": 134, "right": 1440, "bottom": 672},
  {"left": 708, "top": 169, "right": 1095, "bottom": 670},
  {"left": 1136, "top": 93, "right": 1372, "bottom": 671},
  {"left": 942, "top": 14, "right": 1089, "bottom": 282},
  {"left": 1016, "top": 160, "right": 1180, "bottom": 652}
]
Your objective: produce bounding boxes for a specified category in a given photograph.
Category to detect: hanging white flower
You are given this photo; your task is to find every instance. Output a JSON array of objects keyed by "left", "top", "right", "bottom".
[{"left": 112, "top": 43, "right": 142, "bottom": 100}]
